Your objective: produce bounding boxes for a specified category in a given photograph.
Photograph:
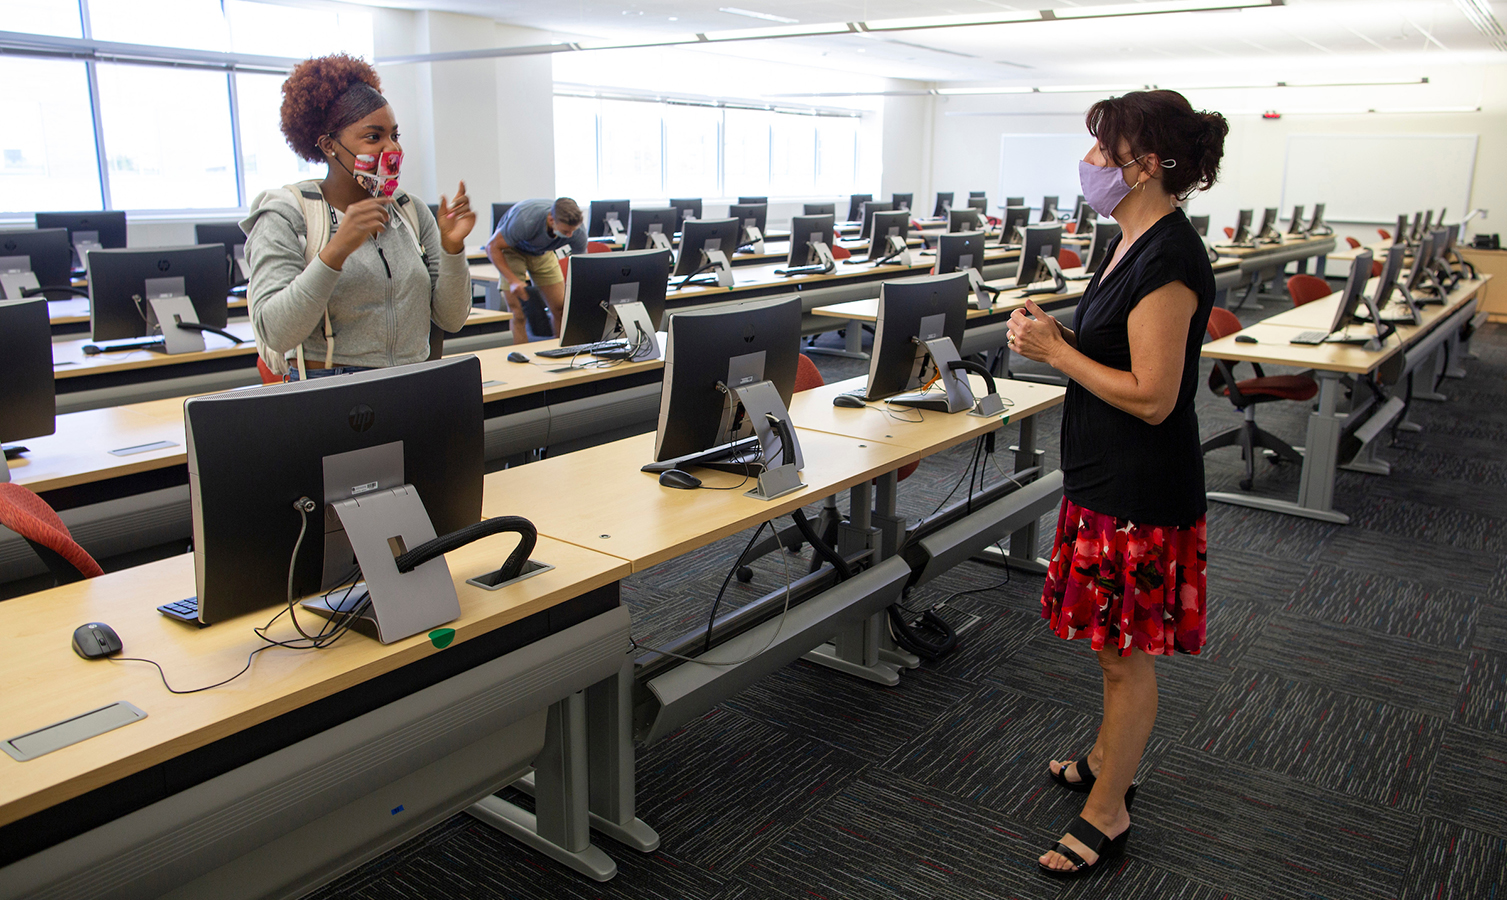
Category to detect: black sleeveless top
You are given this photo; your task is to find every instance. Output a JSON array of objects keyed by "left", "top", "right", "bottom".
[{"left": 1062, "top": 208, "right": 1215, "bottom": 527}]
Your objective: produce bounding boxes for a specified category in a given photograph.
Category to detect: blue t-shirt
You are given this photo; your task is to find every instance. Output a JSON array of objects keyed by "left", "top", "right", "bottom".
[{"left": 491, "top": 199, "right": 587, "bottom": 257}]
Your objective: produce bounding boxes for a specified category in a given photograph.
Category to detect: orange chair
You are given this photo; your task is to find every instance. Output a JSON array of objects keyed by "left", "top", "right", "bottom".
[
  {"left": 587, "top": 241, "right": 612, "bottom": 254},
  {"left": 256, "top": 356, "right": 281, "bottom": 385},
  {"left": 1371, "top": 259, "right": 1384, "bottom": 278},
  {"left": 831, "top": 231, "right": 852, "bottom": 260},
  {"left": 1059, "top": 248, "right": 1082, "bottom": 269},
  {"left": 0, "top": 483, "right": 105, "bottom": 586},
  {"left": 1378, "top": 228, "right": 1391, "bottom": 241},
  {"left": 1345, "top": 236, "right": 1362, "bottom": 249},
  {"left": 1201, "top": 308, "right": 1318, "bottom": 491},
  {"left": 1224, "top": 226, "right": 1235, "bottom": 239},
  {"left": 1286, "top": 274, "right": 1331, "bottom": 307},
  {"left": 1064, "top": 222, "right": 1077, "bottom": 235}
]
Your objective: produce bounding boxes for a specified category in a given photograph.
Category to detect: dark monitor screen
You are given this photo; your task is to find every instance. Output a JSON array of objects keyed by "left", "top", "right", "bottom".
[
  {"left": 867, "top": 210, "right": 910, "bottom": 262},
  {"left": 729, "top": 203, "right": 769, "bottom": 244},
  {"left": 891, "top": 193, "right": 913, "bottom": 212},
  {"left": 669, "top": 198, "right": 702, "bottom": 232},
  {"left": 859, "top": 201, "right": 895, "bottom": 241},
  {"left": 1000, "top": 206, "right": 1031, "bottom": 244},
  {"left": 737, "top": 196, "right": 767, "bottom": 206},
  {"left": 34, "top": 211, "right": 127, "bottom": 268},
  {"left": 1072, "top": 204, "right": 1097, "bottom": 238},
  {"left": 653, "top": 296, "right": 801, "bottom": 465},
  {"left": 1232, "top": 209, "right": 1254, "bottom": 243},
  {"left": 1405, "top": 233, "right": 1435, "bottom": 292},
  {"left": 803, "top": 202, "right": 836, "bottom": 216},
  {"left": 185, "top": 356, "right": 483, "bottom": 625},
  {"left": 864, "top": 272, "right": 968, "bottom": 401},
  {"left": 1309, "top": 203, "right": 1326, "bottom": 231},
  {"left": 969, "top": 191, "right": 986, "bottom": 199},
  {"left": 1371, "top": 243, "right": 1405, "bottom": 309},
  {"left": 1394, "top": 214, "right": 1409, "bottom": 247},
  {"left": 1085, "top": 221, "right": 1121, "bottom": 274},
  {"left": 87, "top": 245, "right": 229, "bottom": 341},
  {"left": 847, "top": 194, "right": 873, "bottom": 223},
  {"left": 1017, "top": 224, "right": 1063, "bottom": 287},
  {"left": 625, "top": 206, "right": 678, "bottom": 251},
  {"left": 0, "top": 298, "right": 55, "bottom": 447},
  {"left": 1429, "top": 227, "right": 1449, "bottom": 261},
  {"left": 673, "top": 218, "right": 742, "bottom": 277},
  {"left": 0, "top": 228, "right": 74, "bottom": 299},
  {"left": 492, "top": 202, "right": 515, "bottom": 233},
  {"left": 932, "top": 192, "right": 954, "bottom": 218},
  {"left": 1257, "top": 207, "right": 1278, "bottom": 237},
  {"left": 1287, "top": 205, "right": 1306, "bottom": 234},
  {"left": 787, "top": 214, "right": 835, "bottom": 268},
  {"left": 1409, "top": 211, "right": 1424, "bottom": 242},
  {"left": 948, "top": 208, "right": 982, "bottom": 234},
  {"left": 560, "top": 247, "right": 673, "bottom": 346},
  {"left": 1189, "top": 215, "right": 1210, "bottom": 237},
  {"left": 588, "top": 199, "right": 631, "bottom": 238},
  {"left": 194, "top": 222, "right": 249, "bottom": 286},
  {"left": 1443, "top": 223, "right": 1460, "bottom": 255},
  {"left": 935, "top": 231, "right": 986, "bottom": 276},
  {"left": 1006, "top": 196, "right": 1026, "bottom": 208},
  {"left": 966, "top": 197, "right": 988, "bottom": 213},
  {"left": 1040, "top": 196, "right": 1060, "bottom": 222},
  {"left": 1421, "top": 209, "right": 1434, "bottom": 234},
  {"left": 1329, "top": 251, "right": 1374, "bottom": 333}
]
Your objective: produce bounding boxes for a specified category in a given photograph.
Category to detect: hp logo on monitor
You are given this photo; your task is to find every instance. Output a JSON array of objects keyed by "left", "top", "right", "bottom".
[
  {"left": 2, "top": 240, "right": 14, "bottom": 252},
  {"left": 742, "top": 324, "right": 756, "bottom": 343},
  {"left": 157, "top": 259, "right": 171, "bottom": 272},
  {"left": 349, "top": 404, "right": 375, "bottom": 433}
]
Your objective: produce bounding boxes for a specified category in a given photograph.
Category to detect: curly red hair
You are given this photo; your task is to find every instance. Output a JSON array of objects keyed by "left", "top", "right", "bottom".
[{"left": 280, "top": 54, "right": 385, "bottom": 164}]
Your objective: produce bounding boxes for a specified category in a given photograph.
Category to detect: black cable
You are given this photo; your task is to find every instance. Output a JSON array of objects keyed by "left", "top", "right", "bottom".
[{"left": 702, "top": 521, "right": 769, "bottom": 653}]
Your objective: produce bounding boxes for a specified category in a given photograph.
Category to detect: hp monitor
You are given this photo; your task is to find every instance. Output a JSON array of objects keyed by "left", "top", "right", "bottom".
[
  {"left": 1000, "top": 206, "right": 1031, "bottom": 246},
  {"left": 1006, "top": 197, "right": 1026, "bottom": 208},
  {"left": 588, "top": 200, "right": 632, "bottom": 238},
  {"left": 729, "top": 203, "right": 769, "bottom": 246},
  {"left": 1085, "top": 221, "right": 1121, "bottom": 275},
  {"left": 1189, "top": 215, "right": 1210, "bottom": 237},
  {"left": 559, "top": 247, "right": 672, "bottom": 347},
  {"left": 1308, "top": 203, "right": 1330, "bottom": 235},
  {"left": 1071, "top": 204, "right": 1097, "bottom": 238},
  {"left": 1323, "top": 251, "right": 1379, "bottom": 336},
  {"left": 1286, "top": 205, "right": 1306, "bottom": 235},
  {"left": 859, "top": 201, "right": 895, "bottom": 241},
  {"left": 0, "top": 228, "right": 76, "bottom": 300},
  {"left": 862, "top": 272, "right": 969, "bottom": 401},
  {"left": 786, "top": 214, "right": 836, "bottom": 268},
  {"left": 195, "top": 222, "right": 250, "bottom": 286},
  {"left": 891, "top": 193, "right": 913, "bottom": 212},
  {"left": 966, "top": 197, "right": 988, "bottom": 214},
  {"left": 1421, "top": 209, "right": 1435, "bottom": 236},
  {"left": 803, "top": 202, "right": 836, "bottom": 216},
  {"left": 625, "top": 206, "right": 678, "bottom": 251},
  {"left": 491, "top": 202, "right": 515, "bottom": 233},
  {"left": 1256, "top": 207, "right": 1281, "bottom": 242},
  {"left": 1408, "top": 212, "right": 1424, "bottom": 243},
  {"left": 184, "top": 356, "right": 484, "bottom": 626},
  {"left": 34, "top": 211, "right": 127, "bottom": 269},
  {"left": 1040, "top": 196, "right": 1060, "bottom": 223},
  {"left": 1393, "top": 214, "right": 1408, "bottom": 247},
  {"left": 737, "top": 196, "right": 767, "bottom": 205},
  {"left": 948, "top": 208, "right": 983, "bottom": 234},
  {"left": 669, "top": 197, "right": 702, "bottom": 231},
  {"left": 87, "top": 245, "right": 229, "bottom": 342},
  {"left": 932, "top": 192, "right": 954, "bottom": 218},
  {"left": 0, "top": 298, "right": 55, "bottom": 481},
  {"left": 846, "top": 194, "right": 873, "bottom": 222},
  {"left": 866, "top": 210, "right": 910, "bottom": 263},
  {"left": 1231, "top": 209, "right": 1254, "bottom": 244},
  {"left": 935, "top": 231, "right": 986, "bottom": 277},
  {"left": 1404, "top": 232, "right": 1436, "bottom": 296},
  {"left": 1017, "top": 224, "right": 1063, "bottom": 288},
  {"left": 1370, "top": 243, "right": 1406, "bottom": 310},
  {"left": 673, "top": 217, "right": 742, "bottom": 279}
]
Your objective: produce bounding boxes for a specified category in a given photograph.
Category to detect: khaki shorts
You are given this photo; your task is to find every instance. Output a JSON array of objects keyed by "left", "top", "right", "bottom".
[{"left": 501, "top": 247, "right": 564, "bottom": 288}]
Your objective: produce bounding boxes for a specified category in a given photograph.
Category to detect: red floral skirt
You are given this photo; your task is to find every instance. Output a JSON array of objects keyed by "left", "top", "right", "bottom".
[{"left": 1040, "top": 499, "right": 1207, "bottom": 657}]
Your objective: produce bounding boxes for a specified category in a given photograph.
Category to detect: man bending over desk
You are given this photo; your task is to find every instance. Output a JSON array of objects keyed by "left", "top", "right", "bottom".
[{"left": 484, "top": 198, "right": 587, "bottom": 343}]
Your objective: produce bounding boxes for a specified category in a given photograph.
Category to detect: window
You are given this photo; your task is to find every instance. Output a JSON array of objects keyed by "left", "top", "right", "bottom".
[
  {"left": 722, "top": 109, "right": 770, "bottom": 199},
  {"left": 769, "top": 115, "right": 816, "bottom": 196},
  {"left": 225, "top": 0, "right": 374, "bottom": 62},
  {"left": 0, "top": 58, "right": 102, "bottom": 212},
  {"left": 816, "top": 117, "right": 859, "bottom": 194},
  {"left": 553, "top": 96, "right": 600, "bottom": 202},
  {"left": 3, "top": 0, "right": 83, "bottom": 38},
  {"left": 88, "top": 0, "right": 230, "bottom": 51},
  {"left": 663, "top": 105, "right": 720, "bottom": 199},
  {"left": 96, "top": 64, "right": 240, "bottom": 210},
  {"left": 236, "top": 72, "right": 317, "bottom": 199},
  {"left": 598, "top": 101, "right": 663, "bottom": 200}
]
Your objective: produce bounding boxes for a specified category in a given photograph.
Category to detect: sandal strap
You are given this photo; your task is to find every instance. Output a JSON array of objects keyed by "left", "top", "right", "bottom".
[
  {"left": 1065, "top": 815, "right": 1111, "bottom": 855},
  {"left": 1073, "top": 758, "right": 1096, "bottom": 785},
  {"left": 1050, "top": 841, "right": 1089, "bottom": 870}
]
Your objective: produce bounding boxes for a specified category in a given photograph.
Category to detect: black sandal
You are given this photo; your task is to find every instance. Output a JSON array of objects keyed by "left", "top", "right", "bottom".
[
  {"left": 1047, "top": 761, "right": 1140, "bottom": 810},
  {"left": 1037, "top": 815, "right": 1130, "bottom": 879}
]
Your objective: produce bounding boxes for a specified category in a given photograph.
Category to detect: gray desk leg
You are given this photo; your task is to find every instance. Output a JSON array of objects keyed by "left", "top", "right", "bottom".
[
  {"left": 1415, "top": 346, "right": 1450, "bottom": 402},
  {"left": 1005, "top": 417, "right": 1051, "bottom": 575},
  {"left": 805, "top": 479, "right": 903, "bottom": 685},
  {"left": 1207, "top": 370, "right": 1350, "bottom": 524},
  {"left": 806, "top": 318, "right": 871, "bottom": 360},
  {"left": 1232, "top": 275, "right": 1264, "bottom": 311},
  {"left": 1296, "top": 258, "right": 1308, "bottom": 275},
  {"left": 468, "top": 694, "right": 617, "bottom": 881},
  {"left": 1316, "top": 254, "right": 1328, "bottom": 278},
  {"left": 585, "top": 661, "right": 660, "bottom": 852},
  {"left": 1445, "top": 328, "right": 1469, "bottom": 379},
  {"left": 870, "top": 470, "right": 920, "bottom": 670}
]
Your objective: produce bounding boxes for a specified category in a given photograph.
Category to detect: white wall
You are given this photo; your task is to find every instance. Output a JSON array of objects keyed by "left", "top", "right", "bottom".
[{"left": 881, "top": 87, "right": 933, "bottom": 209}]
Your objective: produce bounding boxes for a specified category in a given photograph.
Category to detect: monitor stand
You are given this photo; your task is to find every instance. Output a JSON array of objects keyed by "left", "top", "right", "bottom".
[
  {"left": 0, "top": 262, "right": 39, "bottom": 301},
  {"left": 647, "top": 230, "right": 672, "bottom": 251},
  {"left": 642, "top": 379, "right": 805, "bottom": 501},
  {"left": 146, "top": 293, "right": 209, "bottom": 355},
  {"left": 606, "top": 216, "right": 626, "bottom": 240},
  {"left": 706, "top": 249, "right": 734, "bottom": 287},
  {"left": 606, "top": 300, "right": 660, "bottom": 361},
  {"left": 742, "top": 225, "right": 766, "bottom": 256},
  {"left": 890, "top": 337, "right": 980, "bottom": 414},
  {"left": 1022, "top": 257, "right": 1068, "bottom": 296},
  {"left": 964, "top": 268, "right": 998, "bottom": 309},
  {"left": 73, "top": 236, "right": 102, "bottom": 271},
  {"left": 874, "top": 234, "right": 912, "bottom": 267}
]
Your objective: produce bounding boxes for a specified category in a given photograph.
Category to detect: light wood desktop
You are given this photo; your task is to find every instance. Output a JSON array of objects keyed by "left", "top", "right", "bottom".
[
  {"left": 809, "top": 271, "right": 1091, "bottom": 324},
  {"left": 1212, "top": 232, "right": 1335, "bottom": 259}
]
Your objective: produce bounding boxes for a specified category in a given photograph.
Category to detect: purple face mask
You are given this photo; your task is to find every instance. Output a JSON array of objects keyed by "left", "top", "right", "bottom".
[{"left": 1079, "top": 153, "right": 1177, "bottom": 218}]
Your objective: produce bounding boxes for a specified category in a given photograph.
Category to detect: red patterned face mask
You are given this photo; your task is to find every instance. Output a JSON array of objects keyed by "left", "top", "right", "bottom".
[{"left": 352, "top": 150, "right": 402, "bottom": 198}]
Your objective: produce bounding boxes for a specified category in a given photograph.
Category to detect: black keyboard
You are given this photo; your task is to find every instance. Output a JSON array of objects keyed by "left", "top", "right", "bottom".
[
  {"left": 83, "top": 337, "right": 167, "bottom": 355},
  {"left": 1289, "top": 330, "right": 1329, "bottom": 345},
  {"left": 158, "top": 595, "right": 205, "bottom": 625},
  {"left": 535, "top": 340, "right": 628, "bottom": 359}
]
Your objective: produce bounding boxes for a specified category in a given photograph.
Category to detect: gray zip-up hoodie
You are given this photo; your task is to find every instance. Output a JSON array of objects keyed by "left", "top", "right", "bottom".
[{"left": 240, "top": 183, "right": 471, "bottom": 369}]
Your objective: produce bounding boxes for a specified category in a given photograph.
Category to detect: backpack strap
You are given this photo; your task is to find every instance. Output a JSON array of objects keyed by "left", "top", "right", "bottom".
[{"left": 285, "top": 182, "right": 336, "bottom": 379}]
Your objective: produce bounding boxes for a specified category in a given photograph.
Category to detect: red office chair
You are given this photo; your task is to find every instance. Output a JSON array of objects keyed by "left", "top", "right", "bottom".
[
  {"left": 256, "top": 357, "right": 281, "bottom": 385},
  {"left": 1064, "top": 222, "right": 1077, "bottom": 235},
  {"left": 1224, "top": 226, "right": 1235, "bottom": 239},
  {"left": 1345, "top": 236, "right": 1362, "bottom": 249},
  {"left": 0, "top": 483, "right": 104, "bottom": 586},
  {"left": 1286, "top": 274, "right": 1332, "bottom": 307},
  {"left": 1059, "top": 248, "right": 1082, "bottom": 269},
  {"left": 831, "top": 231, "right": 852, "bottom": 260},
  {"left": 587, "top": 241, "right": 612, "bottom": 254},
  {"left": 1378, "top": 228, "right": 1391, "bottom": 241},
  {"left": 1371, "top": 259, "right": 1384, "bottom": 278},
  {"left": 1201, "top": 308, "right": 1318, "bottom": 492}
]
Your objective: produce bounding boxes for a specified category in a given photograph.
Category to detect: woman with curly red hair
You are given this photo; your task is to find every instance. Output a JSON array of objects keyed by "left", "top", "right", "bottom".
[{"left": 240, "top": 54, "right": 474, "bottom": 378}]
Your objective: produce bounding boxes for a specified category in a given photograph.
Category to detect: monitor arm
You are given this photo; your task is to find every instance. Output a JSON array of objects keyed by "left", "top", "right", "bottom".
[
  {"left": 171, "top": 317, "right": 246, "bottom": 345},
  {"left": 20, "top": 285, "right": 90, "bottom": 299},
  {"left": 394, "top": 515, "right": 538, "bottom": 583}
]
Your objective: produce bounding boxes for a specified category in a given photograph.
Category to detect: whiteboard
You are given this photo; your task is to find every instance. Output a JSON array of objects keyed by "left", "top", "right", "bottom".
[
  {"left": 1281, "top": 134, "right": 1476, "bottom": 223},
  {"left": 998, "top": 134, "right": 1087, "bottom": 212}
]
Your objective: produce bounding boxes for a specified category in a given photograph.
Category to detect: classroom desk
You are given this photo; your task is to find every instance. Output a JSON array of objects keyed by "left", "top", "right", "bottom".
[
  {"left": 1212, "top": 233, "right": 1338, "bottom": 303},
  {"left": 1201, "top": 274, "right": 1489, "bottom": 523},
  {"left": 49, "top": 296, "right": 250, "bottom": 329},
  {"left": 0, "top": 533, "right": 654, "bottom": 894}
]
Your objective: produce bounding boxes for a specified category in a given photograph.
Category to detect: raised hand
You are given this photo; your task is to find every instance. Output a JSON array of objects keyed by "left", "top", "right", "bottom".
[{"left": 436, "top": 180, "right": 476, "bottom": 255}]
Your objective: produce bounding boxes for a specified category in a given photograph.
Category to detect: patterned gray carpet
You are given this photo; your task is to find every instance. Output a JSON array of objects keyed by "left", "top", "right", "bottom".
[{"left": 308, "top": 288, "right": 1507, "bottom": 900}]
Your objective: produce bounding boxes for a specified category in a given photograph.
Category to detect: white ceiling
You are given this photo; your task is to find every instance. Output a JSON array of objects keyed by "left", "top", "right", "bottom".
[{"left": 369, "top": 0, "right": 1507, "bottom": 83}]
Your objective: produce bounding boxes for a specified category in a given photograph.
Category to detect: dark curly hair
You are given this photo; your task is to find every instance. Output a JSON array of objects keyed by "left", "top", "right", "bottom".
[
  {"left": 280, "top": 54, "right": 387, "bottom": 164},
  {"left": 1086, "top": 90, "right": 1228, "bottom": 200}
]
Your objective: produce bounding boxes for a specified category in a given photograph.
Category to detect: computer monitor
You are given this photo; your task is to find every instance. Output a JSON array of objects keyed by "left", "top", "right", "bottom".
[
  {"left": 966, "top": 197, "right": 988, "bottom": 214},
  {"left": 862, "top": 272, "right": 969, "bottom": 401},
  {"left": 948, "top": 208, "right": 983, "bottom": 234},
  {"left": 866, "top": 210, "right": 910, "bottom": 262},
  {"left": 1408, "top": 212, "right": 1424, "bottom": 243},
  {"left": 625, "top": 206, "right": 678, "bottom": 251},
  {"left": 669, "top": 197, "right": 702, "bottom": 231},
  {"left": 491, "top": 202, "right": 515, "bottom": 233},
  {"left": 0, "top": 228, "right": 75, "bottom": 300},
  {"left": 847, "top": 194, "right": 873, "bottom": 223},
  {"left": 891, "top": 193, "right": 913, "bottom": 212},
  {"left": 934, "top": 231, "right": 986, "bottom": 277},
  {"left": 1442, "top": 223, "right": 1460, "bottom": 256},
  {"left": 87, "top": 245, "right": 229, "bottom": 342},
  {"left": 194, "top": 222, "right": 250, "bottom": 286},
  {"left": 1040, "top": 196, "right": 1060, "bottom": 223},
  {"left": 1370, "top": 243, "right": 1406, "bottom": 309},
  {"left": 0, "top": 298, "right": 55, "bottom": 477},
  {"left": 1404, "top": 232, "right": 1436, "bottom": 294},
  {"left": 673, "top": 217, "right": 742, "bottom": 278},
  {"left": 1000, "top": 206, "right": 1031, "bottom": 245},
  {"left": 932, "top": 192, "right": 954, "bottom": 218},
  {"left": 1007, "top": 197, "right": 1026, "bottom": 208},
  {"left": 1085, "top": 221, "right": 1121, "bottom": 275},
  {"left": 184, "top": 356, "right": 483, "bottom": 625},
  {"left": 786, "top": 213, "right": 836, "bottom": 268},
  {"left": 1308, "top": 203, "right": 1329, "bottom": 235},
  {"left": 651, "top": 295, "right": 801, "bottom": 470},
  {"left": 729, "top": 203, "right": 769, "bottom": 246},
  {"left": 588, "top": 199, "right": 631, "bottom": 238},
  {"left": 1189, "top": 215, "right": 1210, "bottom": 237},
  {"left": 34, "top": 211, "right": 127, "bottom": 269},
  {"left": 1017, "top": 224, "right": 1063, "bottom": 287},
  {"left": 1231, "top": 209, "right": 1254, "bottom": 244},
  {"left": 803, "top": 202, "right": 836, "bottom": 216},
  {"left": 859, "top": 201, "right": 895, "bottom": 241},
  {"left": 1421, "top": 209, "right": 1435, "bottom": 236},
  {"left": 1324, "top": 251, "right": 1377, "bottom": 335},
  {"left": 1286, "top": 205, "right": 1306, "bottom": 235},
  {"left": 737, "top": 196, "right": 767, "bottom": 206},
  {"left": 969, "top": 191, "right": 986, "bottom": 199},
  {"left": 1255, "top": 207, "right": 1280, "bottom": 242},
  {"left": 1393, "top": 214, "right": 1409, "bottom": 247},
  {"left": 1071, "top": 204, "right": 1097, "bottom": 238},
  {"left": 559, "top": 247, "right": 672, "bottom": 346}
]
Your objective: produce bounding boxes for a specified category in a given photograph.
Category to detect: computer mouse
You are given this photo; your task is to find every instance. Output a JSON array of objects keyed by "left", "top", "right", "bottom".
[
  {"left": 507, "top": 351, "right": 529, "bottom": 363},
  {"left": 832, "top": 394, "right": 867, "bottom": 408},
  {"left": 1234, "top": 334, "right": 1259, "bottom": 344},
  {"left": 658, "top": 469, "right": 702, "bottom": 490},
  {"left": 72, "top": 622, "right": 123, "bottom": 660},
  {"left": 82, "top": 344, "right": 102, "bottom": 356}
]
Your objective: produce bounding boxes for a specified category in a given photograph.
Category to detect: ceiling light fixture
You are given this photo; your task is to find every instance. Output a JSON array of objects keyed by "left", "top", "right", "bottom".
[
  {"left": 1451, "top": 0, "right": 1507, "bottom": 51},
  {"left": 718, "top": 7, "right": 800, "bottom": 24}
]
